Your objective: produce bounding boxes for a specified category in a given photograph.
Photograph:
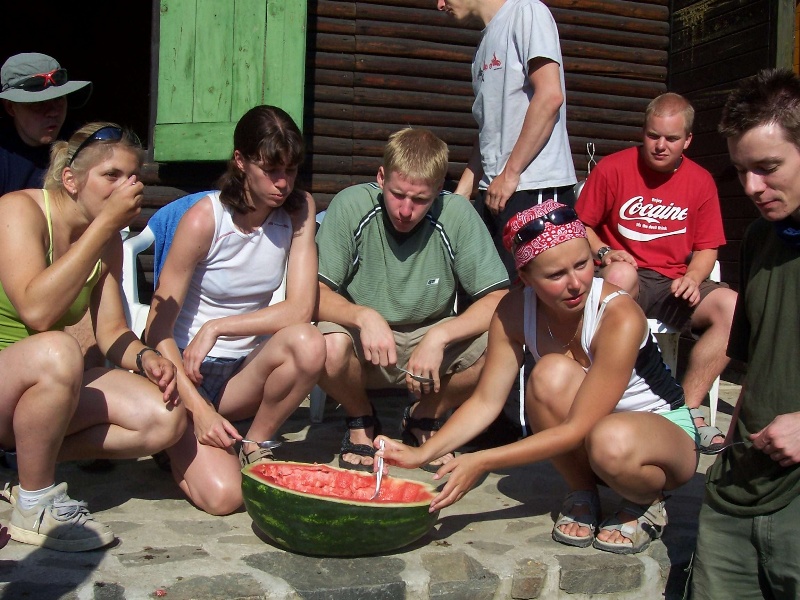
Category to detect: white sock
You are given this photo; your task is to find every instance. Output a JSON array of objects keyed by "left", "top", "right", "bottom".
[{"left": 17, "top": 483, "right": 56, "bottom": 511}]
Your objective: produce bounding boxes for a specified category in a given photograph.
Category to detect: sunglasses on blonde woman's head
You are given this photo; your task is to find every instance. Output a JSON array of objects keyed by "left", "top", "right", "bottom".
[
  {"left": 512, "top": 207, "right": 579, "bottom": 248},
  {"left": 67, "top": 126, "right": 140, "bottom": 167},
  {"left": 2, "top": 68, "right": 69, "bottom": 92}
]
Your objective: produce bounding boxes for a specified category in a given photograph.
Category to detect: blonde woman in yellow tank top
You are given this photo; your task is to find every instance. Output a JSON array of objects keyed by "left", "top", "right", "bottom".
[{"left": 0, "top": 122, "right": 186, "bottom": 552}]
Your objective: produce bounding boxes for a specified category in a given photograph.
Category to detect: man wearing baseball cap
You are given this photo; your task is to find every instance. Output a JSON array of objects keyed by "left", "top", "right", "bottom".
[{"left": 0, "top": 52, "right": 92, "bottom": 195}]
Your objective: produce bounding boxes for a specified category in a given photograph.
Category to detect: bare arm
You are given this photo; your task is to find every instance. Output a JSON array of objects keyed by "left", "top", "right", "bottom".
[
  {"left": 0, "top": 181, "right": 141, "bottom": 330},
  {"left": 144, "top": 198, "right": 237, "bottom": 447},
  {"left": 317, "top": 281, "right": 397, "bottom": 366},
  {"left": 454, "top": 137, "right": 483, "bottom": 199},
  {"left": 91, "top": 237, "right": 178, "bottom": 402},
  {"left": 407, "top": 289, "right": 508, "bottom": 392},
  {"left": 484, "top": 59, "right": 564, "bottom": 214}
]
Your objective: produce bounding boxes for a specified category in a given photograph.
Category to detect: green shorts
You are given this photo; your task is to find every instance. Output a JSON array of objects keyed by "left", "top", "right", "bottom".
[
  {"left": 657, "top": 404, "right": 700, "bottom": 446},
  {"left": 316, "top": 317, "right": 487, "bottom": 389}
]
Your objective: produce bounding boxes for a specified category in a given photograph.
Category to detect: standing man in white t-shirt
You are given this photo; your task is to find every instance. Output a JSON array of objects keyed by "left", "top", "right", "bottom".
[{"left": 439, "top": 0, "right": 577, "bottom": 280}]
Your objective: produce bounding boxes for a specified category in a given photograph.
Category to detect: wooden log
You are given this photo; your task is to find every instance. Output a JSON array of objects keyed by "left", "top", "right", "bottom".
[
  {"left": 314, "top": 0, "right": 356, "bottom": 20},
  {"left": 560, "top": 40, "right": 667, "bottom": 67},
  {"left": 311, "top": 102, "right": 477, "bottom": 128},
  {"left": 562, "top": 56, "right": 666, "bottom": 81},
  {"left": 353, "top": 18, "right": 480, "bottom": 47},
  {"left": 305, "top": 136, "right": 354, "bottom": 156},
  {"left": 567, "top": 121, "right": 643, "bottom": 143},
  {"left": 550, "top": 7, "right": 668, "bottom": 37},
  {"left": 565, "top": 73, "right": 666, "bottom": 98},
  {"left": 351, "top": 87, "right": 474, "bottom": 112},
  {"left": 311, "top": 16, "right": 356, "bottom": 36},
  {"left": 567, "top": 105, "right": 645, "bottom": 127},
  {"left": 315, "top": 32, "right": 356, "bottom": 53},
  {"left": 556, "top": 22, "right": 667, "bottom": 49},
  {"left": 547, "top": 0, "right": 668, "bottom": 21},
  {"left": 308, "top": 118, "right": 476, "bottom": 146},
  {"left": 355, "top": 35, "right": 475, "bottom": 63},
  {"left": 311, "top": 52, "right": 472, "bottom": 82},
  {"left": 567, "top": 90, "right": 651, "bottom": 113},
  {"left": 312, "top": 85, "right": 472, "bottom": 113}
]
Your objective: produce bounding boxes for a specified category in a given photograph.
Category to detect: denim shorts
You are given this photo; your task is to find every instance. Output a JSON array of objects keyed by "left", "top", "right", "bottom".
[{"left": 194, "top": 355, "right": 246, "bottom": 407}]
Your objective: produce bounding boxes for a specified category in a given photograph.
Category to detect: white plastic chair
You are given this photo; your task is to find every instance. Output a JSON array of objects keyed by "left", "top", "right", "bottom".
[
  {"left": 120, "top": 205, "right": 325, "bottom": 423},
  {"left": 647, "top": 261, "right": 721, "bottom": 426}
]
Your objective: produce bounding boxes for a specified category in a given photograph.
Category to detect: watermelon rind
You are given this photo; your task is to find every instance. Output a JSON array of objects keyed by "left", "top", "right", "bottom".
[{"left": 242, "top": 461, "right": 440, "bottom": 557}]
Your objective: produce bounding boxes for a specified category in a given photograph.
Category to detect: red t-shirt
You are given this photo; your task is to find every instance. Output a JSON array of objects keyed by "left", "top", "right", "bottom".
[{"left": 575, "top": 146, "right": 725, "bottom": 279}]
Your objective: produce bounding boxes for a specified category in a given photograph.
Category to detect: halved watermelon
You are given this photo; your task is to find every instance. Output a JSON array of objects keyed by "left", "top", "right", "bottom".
[{"left": 242, "top": 461, "right": 439, "bottom": 556}]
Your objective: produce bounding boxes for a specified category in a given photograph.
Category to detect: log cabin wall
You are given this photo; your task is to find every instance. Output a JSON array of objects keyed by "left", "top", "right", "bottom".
[{"left": 303, "top": 0, "right": 671, "bottom": 209}]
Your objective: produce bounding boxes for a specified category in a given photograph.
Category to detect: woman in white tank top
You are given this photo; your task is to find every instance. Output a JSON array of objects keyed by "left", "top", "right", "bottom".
[
  {"left": 377, "top": 200, "right": 699, "bottom": 555},
  {"left": 145, "top": 106, "right": 326, "bottom": 516}
]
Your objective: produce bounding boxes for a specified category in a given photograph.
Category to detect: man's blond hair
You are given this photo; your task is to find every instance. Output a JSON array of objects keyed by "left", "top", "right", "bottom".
[
  {"left": 645, "top": 92, "right": 695, "bottom": 135},
  {"left": 383, "top": 127, "right": 449, "bottom": 185}
]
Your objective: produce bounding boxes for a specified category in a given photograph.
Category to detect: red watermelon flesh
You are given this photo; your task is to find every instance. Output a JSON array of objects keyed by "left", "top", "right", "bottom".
[{"left": 250, "top": 462, "right": 434, "bottom": 503}]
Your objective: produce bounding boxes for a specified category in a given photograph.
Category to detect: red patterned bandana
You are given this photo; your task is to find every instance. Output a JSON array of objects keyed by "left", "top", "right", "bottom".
[{"left": 502, "top": 200, "right": 587, "bottom": 271}]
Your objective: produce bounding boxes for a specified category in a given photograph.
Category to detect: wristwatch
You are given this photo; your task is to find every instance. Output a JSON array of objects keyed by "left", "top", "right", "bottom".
[
  {"left": 596, "top": 246, "right": 613, "bottom": 261},
  {"left": 136, "top": 347, "right": 162, "bottom": 374}
]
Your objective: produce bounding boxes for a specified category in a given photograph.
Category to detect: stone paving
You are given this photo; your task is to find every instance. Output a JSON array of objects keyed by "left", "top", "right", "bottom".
[{"left": 0, "top": 383, "right": 739, "bottom": 599}]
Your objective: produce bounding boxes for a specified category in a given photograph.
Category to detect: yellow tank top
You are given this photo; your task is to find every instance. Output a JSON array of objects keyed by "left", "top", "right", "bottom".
[{"left": 0, "top": 190, "right": 102, "bottom": 349}]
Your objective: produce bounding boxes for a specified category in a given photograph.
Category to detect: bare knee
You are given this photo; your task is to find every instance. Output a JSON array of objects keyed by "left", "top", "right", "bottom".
[
  {"left": 139, "top": 400, "right": 187, "bottom": 452},
  {"left": 286, "top": 324, "right": 326, "bottom": 376},
  {"left": 529, "top": 354, "right": 581, "bottom": 412},
  {"left": 322, "top": 332, "right": 354, "bottom": 377},
  {"left": 600, "top": 262, "right": 639, "bottom": 296},
  {"left": 189, "top": 475, "right": 243, "bottom": 516},
  {"left": 39, "top": 331, "right": 83, "bottom": 386},
  {"left": 586, "top": 417, "right": 637, "bottom": 477}
]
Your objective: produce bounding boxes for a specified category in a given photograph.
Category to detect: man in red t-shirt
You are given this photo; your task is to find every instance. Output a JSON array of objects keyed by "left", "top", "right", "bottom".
[{"left": 575, "top": 92, "right": 737, "bottom": 449}]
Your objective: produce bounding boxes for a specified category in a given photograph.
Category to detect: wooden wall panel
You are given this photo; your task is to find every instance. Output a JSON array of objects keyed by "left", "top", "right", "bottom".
[
  {"left": 670, "top": 0, "right": 782, "bottom": 288},
  {"left": 303, "top": 0, "right": 670, "bottom": 208}
]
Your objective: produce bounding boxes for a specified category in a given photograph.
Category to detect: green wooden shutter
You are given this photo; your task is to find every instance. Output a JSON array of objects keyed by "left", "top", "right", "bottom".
[{"left": 154, "top": 0, "right": 307, "bottom": 162}]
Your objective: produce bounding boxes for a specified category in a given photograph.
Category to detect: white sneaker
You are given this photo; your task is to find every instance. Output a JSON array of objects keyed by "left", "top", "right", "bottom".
[{"left": 8, "top": 482, "right": 115, "bottom": 552}]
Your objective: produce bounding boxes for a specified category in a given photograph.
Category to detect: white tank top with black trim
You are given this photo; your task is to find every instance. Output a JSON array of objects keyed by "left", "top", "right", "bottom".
[{"left": 523, "top": 277, "right": 684, "bottom": 413}]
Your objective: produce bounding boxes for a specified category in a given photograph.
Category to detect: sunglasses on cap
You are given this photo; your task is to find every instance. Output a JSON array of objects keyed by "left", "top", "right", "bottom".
[
  {"left": 512, "top": 206, "right": 579, "bottom": 247},
  {"left": 67, "top": 126, "right": 140, "bottom": 167},
  {"left": 3, "top": 68, "right": 69, "bottom": 93}
]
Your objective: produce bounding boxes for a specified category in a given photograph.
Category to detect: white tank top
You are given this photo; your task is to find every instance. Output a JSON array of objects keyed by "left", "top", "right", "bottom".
[
  {"left": 523, "top": 278, "right": 681, "bottom": 413},
  {"left": 174, "top": 192, "right": 292, "bottom": 358}
]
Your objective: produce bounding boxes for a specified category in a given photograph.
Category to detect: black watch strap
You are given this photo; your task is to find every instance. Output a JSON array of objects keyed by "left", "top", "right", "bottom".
[
  {"left": 596, "top": 246, "right": 613, "bottom": 260},
  {"left": 136, "top": 347, "right": 162, "bottom": 373}
]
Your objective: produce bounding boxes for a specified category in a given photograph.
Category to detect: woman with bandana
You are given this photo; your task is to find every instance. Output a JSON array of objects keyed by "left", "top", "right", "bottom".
[{"left": 377, "top": 199, "right": 699, "bottom": 555}]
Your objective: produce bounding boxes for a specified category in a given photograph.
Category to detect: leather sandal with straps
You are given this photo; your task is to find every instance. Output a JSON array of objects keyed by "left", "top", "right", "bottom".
[
  {"left": 552, "top": 490, "right": 601, "bottom": 548},
  {"left": 338, "top": 404, "right": 382, "bottom": 472},
  {"left": 401, "top": 402, "right": 453, "bottom": 473},
  {"left": 592, "top": 497, "right": 668, "bottom": 554}
]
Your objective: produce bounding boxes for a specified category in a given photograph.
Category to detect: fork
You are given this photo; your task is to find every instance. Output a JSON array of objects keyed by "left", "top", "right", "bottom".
[
  {"left": 238, "top": 438, "right": 283, "bottom": 449},
  {"left": 395, "top": 366, "right": 435, "bottom": 384},
  {"left": 697, "top": 441, "right": 747, "bottom": 455},
  {"left": 370, "top": 439, "right": 385, "bottom": 500}
]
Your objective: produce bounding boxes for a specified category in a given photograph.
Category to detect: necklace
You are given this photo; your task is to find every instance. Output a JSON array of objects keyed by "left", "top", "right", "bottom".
[{"left": 541, "top": 310, "right": 581, "bottom": 350}]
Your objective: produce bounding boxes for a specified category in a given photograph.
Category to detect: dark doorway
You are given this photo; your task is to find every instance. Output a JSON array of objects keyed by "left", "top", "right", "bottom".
[{"left": 0, "top": 3, "right": 152, "bottom": 143}]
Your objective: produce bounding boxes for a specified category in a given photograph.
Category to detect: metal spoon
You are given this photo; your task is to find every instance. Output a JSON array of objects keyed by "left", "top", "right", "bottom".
[
  {"left": 370, "top": 439, "right": 385, "bottom": 500},
  {"left": 697, "top": 441, "right": 747, "bottom": 455},
  {"left": 239, "top": 438, "right": 283, "bottom": 449},
  {"left": 395, "top": 366, "right": 435, "bottom": 384}
]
